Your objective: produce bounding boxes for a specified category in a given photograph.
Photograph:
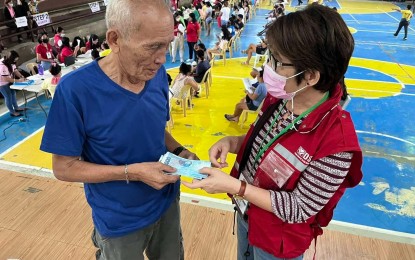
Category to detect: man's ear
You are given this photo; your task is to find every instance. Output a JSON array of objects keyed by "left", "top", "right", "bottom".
[
  {"left": 106, "top": 29, "right": 121, "bottom": 54},
  {"left": 304, "top": 70, "right": 320, "bottom": 87}
]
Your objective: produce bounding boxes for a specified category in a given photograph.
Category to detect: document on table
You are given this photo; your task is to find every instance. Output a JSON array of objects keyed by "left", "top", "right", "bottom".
[{"left": 159, "top": 152, "right": 210, "bottom": 179}]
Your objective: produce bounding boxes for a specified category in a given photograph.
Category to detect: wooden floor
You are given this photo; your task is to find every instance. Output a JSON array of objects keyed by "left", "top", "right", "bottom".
[{"left": 0, "top": 170, "right": 415, "bottom": 260}]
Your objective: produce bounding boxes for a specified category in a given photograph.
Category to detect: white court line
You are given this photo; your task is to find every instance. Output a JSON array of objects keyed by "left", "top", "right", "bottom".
[
  {"left": 214, "top": 75, "right": 415, "bottom": 96},
  {"left": 181, "top": 192, "right": 415, "bottom": 245},
  {"left": 336, "top": 0, "right": 342, "bottom": 9},
  {"left": 0, "top": 127, "right": 45, "bottom": 158},
  {"left": 0, "top": 95, "right": 39, "bottom": 117},
  {"left": 356, "top": 41, "right": 415, "bottom": 48},
  {"left": 356, "top": 130, "right": 415, "bottom": 147},
  {"left": 348, "top": 87, "right": 415, "bottom": 96},
  {"left": 348, "top": 13, "right": 361, "bottom": 24},
  {"left": 344, "top": 20, "right": 397, "bottom": 26}
]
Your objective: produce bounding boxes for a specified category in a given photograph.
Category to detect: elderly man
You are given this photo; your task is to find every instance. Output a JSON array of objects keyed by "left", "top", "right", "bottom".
[{"left": 40, "top": 0, "right": 196, "bottom": 259}]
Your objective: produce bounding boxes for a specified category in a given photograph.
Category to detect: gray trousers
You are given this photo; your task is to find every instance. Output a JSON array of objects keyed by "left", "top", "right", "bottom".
[{"left": 92, "top": 196, "right": 184, "bottom": 260}]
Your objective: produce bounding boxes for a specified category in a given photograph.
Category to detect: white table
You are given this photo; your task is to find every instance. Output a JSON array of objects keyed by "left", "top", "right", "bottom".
[{"left": 10, "top": 57, "right": 93, "bottom": 118}]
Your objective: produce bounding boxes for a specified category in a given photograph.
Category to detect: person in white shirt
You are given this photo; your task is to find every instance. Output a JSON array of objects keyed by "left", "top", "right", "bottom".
[
  {"left": 171, "top": 15, "right": 185, "bottom": 63},
  {"left": 219, "top": 0, "right": 230, "bottom": 26}
]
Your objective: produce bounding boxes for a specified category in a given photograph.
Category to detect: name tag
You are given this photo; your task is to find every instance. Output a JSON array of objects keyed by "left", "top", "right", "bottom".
[{"left": 46, "top": 52, "right": 52, "bottom": 59}]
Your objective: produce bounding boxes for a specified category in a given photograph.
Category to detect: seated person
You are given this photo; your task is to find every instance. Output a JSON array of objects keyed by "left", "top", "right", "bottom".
[
  {"left": 170, "top": 62, "right": 200, "bottom": 101},
  {"left": 41, "top": 62, "right": 61, "bottom": 98},
  {"left": 86, "top": 34, "right": 100, "bottom": 52},
  {"left": 193, "top": 49, "right": 210, "bottom": 83},
  {"left": 194, "top": 42, "right": 209, "bottom": 61},
  {"left": 241, "top": 37, "right": 267, "bottom": 65},
  {"left": 224, "top": 67, "right": 266, "bottom": 122},
  {"left": 91, "top": 49, "right": 100, "bottom": 60},
  {"left": 54, "top": 27, "right": 65, "bottom": 52},
  {"left": 36, "top": 33, "right": 55, "bottom": 70},
  {"left": 58, "top": 37, "right": 80, "bottom": 64},
  {"left": 72, "top": 36, "right": 86, "bottom": 55},
  {"left": 234, "top": 14, "right": 244, "bottom": 31},
  {"left": 207, "top": 25, "right": 231, "bottom": 60}
]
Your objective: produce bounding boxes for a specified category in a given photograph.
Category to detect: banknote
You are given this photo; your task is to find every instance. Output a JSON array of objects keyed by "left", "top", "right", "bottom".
[{"left": 159, "top": 152, "right": 210, "bottom": 179}]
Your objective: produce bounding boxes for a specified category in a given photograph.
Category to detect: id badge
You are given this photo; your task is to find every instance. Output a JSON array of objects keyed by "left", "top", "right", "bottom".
[
  {"left": 46, "top": 52, "right": 52, "bottom": 59},
  {"left": 257, "top": 150, "right": 295, "bottom": 188},
  {"left": 233, "top": 174, "right": 248, "bottom": 216}
]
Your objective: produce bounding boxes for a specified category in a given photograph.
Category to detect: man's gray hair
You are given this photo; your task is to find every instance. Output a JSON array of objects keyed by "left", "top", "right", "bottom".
[{"left": 105, "top": 0, "right": 171, "bottom": 39}]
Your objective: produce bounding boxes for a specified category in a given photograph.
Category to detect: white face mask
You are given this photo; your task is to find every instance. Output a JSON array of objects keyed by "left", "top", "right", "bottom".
[
  {"left": 8, "top": 3, "right": 14, "bottom": 7},
  {"left": 60, "top": 33, "right": 65, "bottom": 37}
]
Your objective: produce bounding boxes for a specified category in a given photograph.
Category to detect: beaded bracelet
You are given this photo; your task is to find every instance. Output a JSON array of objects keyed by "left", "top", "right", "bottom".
[{"left": 124, "top": 164, "right": 130, "bottom": 184}]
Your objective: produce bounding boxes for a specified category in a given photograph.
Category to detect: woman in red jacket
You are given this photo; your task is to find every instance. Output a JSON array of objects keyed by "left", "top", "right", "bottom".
[
  {"left": 183, "top": 5, "right": 362, "bottom": 260},
  {"left": 185, "top": 13, "right": 200, "bottom": 61}
]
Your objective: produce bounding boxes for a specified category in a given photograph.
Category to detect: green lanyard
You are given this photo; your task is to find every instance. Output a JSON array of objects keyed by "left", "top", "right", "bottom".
[{"left": 253, "top": 92, "right": 329, "bottom": 165}]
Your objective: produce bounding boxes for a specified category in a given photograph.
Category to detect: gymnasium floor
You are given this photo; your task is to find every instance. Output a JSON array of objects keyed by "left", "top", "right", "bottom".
[{"left": 0, "top": 0, "right": 414, "bottom": 245}]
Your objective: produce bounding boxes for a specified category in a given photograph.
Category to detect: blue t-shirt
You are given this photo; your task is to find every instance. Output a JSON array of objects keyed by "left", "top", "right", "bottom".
[
  {"left": 40, "top": 60, "right": 179, "bottom": 237},
  {"left": 253, "top": 82, "right": 267, "bottom": 107}
]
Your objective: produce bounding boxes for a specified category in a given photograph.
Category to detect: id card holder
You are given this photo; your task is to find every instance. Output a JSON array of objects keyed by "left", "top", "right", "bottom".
[
  {"left": 256, "top": 150, "right": 295, "bottom": 188},
  {"left": 232, "top": 174, "right": 249, "bottom": 217},
  {"left": 46, "top": 52, "right": 52, "bottom": 59}
]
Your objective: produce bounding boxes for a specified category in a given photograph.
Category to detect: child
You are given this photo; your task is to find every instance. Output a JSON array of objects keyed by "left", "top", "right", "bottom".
[{"left": 41, "top": 62, "right": 61, "bottom": 98}]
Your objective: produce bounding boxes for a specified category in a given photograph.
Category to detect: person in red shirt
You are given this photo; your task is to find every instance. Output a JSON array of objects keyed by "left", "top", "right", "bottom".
[
  {"left": 183, "top": 5, "right": 362, "bottom": 260},
  {"left": 185, "top": 13, "right": 200, "bottom": 61},
  {"left": 54, "top": 27, "right": 65, "bottom": 52},
  {"left": 58, "top": 37, "right": 79, "bottom": 64},
  {"left": 36, "top": 33, "right": 55, "bottom": 70}
]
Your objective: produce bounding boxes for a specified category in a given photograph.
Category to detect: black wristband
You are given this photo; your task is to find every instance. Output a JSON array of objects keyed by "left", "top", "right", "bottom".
[{"left": 172, "top": 146, "right": 187, "bottom": 156}]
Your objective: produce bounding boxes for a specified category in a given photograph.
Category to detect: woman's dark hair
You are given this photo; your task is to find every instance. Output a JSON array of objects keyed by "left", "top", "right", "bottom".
[
  {"left": 72, "top": 36, "right": 85, "bottom": 48},
  {"left": 179, "top": 62, "right": 191, "bottom": 75},
  {"left": 189, "top": 13, "right": 196, "bottom": 21},
  {"left": 206, "top": 2, "right": 211, "bottom": 7},
  {"left": 56, "top": 27, "right": 64, "bottom": 33},
  {"left": 91, "top": 49, "right": 100, "bottom": 60},
  {"left": 49, "top": 63, "right": 62, "bottom": 76},
  {"left": 196, "top": 49, "right": 205, "bottom": 60},
  {"left": 88, "top": 34, "right": 100, "bottom": 50},
  {"left": 221, "top": 25, "right": 231, "bottom": 41},
  {"left": 37, "top": 32, "right": 48, "bottom": 44},
  {"left": 3, "top": 50, "right": 19, "bottom": 74},
  {"left": 266, "top": 4, "right": 354, "bottom": 93},
  {"left": 102, "top": 42, "right": 110, "bottom": 50},
  {"left": 197, "top": 43, "right": 206, "bottom": 51},
  {"left": 61, "top": 37, "right": 71, "bottom": 48}
]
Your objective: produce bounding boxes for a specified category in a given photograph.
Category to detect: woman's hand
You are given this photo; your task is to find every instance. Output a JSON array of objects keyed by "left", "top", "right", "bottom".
[
  {"left": 209, "top": 136, "right": 235, "bottom": 168},
  {"left": 182, "top": 167, "right": 240, "bottom": 195}
]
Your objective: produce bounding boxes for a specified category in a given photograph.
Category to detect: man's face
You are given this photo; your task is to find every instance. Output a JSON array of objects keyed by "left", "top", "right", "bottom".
[{"left": 116, "top": 7, "right": 174, "bottom": 82}]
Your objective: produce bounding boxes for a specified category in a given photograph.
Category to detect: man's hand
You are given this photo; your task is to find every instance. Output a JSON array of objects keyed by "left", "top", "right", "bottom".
[{"left": 128, "top": 162, "right": 180, "bottom": 190}]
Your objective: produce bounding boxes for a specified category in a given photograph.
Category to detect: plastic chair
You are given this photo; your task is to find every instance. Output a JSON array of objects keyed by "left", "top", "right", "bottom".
[
  {"left": 26, "top": 63, "right": 38, "bottom": 76},
  {"left": 211, "top": 37, "right": 234, "bottom": 66},
  {"left": 253, "top": 49, "right": 269, "bottom": 68},
  {"left": 166, "top": 101, "right": 174, "bottom": 133},
  {"left": 171, "top": 86, "right": 193, "bottom": 117},
  {"left": 200, "top": 68, "right": 212, "bottom": 98},
  {"left": 240, "top": 100, "right": 264, "bottom": 128}
]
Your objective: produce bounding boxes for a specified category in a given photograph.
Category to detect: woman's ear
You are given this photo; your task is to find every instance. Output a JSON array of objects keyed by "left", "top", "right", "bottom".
[
  {"left": 304, "top": 70, "right": 320, "bottom": 87},
  {"left": 106, "top": 29, "right": 120, "bottom": 54}
]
